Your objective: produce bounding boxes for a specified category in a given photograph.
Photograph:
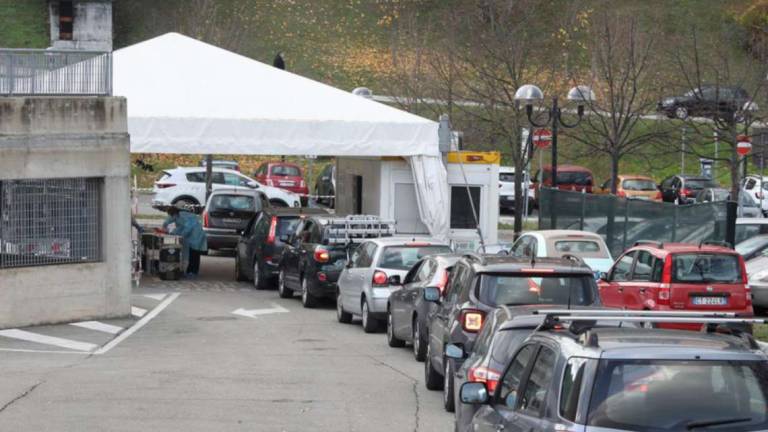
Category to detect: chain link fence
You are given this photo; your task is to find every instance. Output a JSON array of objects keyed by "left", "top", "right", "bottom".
[
  {"left": 0, "top": 178, "right": 102, "bottom": 268},
  {"left": 538, "top": 188, "right": 730, "bottom": 257},
  {"left": 0, "top": 49, "right": 112, "bottom": 96}
]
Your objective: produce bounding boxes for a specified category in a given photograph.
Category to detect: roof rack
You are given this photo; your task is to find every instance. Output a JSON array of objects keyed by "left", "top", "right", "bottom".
[
  {"left": 463, "top": 252, "right": 486, "bottom": 265},
  {"left": 323, "top": 215, "right": 396, "bottom": 245},
  {"left": 699, "top": 240, "right": 733, "bottom": 249},
  {"left": 634, "top": 240, "right": 663, "bottom": 248}
]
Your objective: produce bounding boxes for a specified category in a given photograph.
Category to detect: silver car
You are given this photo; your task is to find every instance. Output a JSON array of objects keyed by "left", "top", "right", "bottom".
[{"left": 336, "top": 237, "right": 452, "bottom": 333}]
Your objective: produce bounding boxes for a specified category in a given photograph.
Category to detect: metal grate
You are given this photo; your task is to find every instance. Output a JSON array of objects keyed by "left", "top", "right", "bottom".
[
  {"left": 0, "top": 178, "right": 101, "bottom": 269},
  {"left": 0, "top": 49, "right": 112, "bottom": 96}
]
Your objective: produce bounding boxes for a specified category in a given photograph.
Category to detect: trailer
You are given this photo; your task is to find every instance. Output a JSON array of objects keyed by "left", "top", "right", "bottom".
[{"left": 335, "top": 151, "right": 499, "bottom": 251}]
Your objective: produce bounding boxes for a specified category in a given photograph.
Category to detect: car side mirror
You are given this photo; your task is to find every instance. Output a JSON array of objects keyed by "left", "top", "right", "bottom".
[
  {"left": 423, "top": 287, "right": 441, "bottom": 303},
  {"left": 246, "top": 181, "right": 259, "bottom": 189},
  {"left": 460, "top": 382, "right": 489, "bottom": 405},
  {"left": 445, "top": 343, "right": 465, "bottom": 359},
  {"left": 599, "top": 272, "right": 609, "bottom": 281},
  {"left": 388, "top": 275, "right": 402, "bottom": 286}
]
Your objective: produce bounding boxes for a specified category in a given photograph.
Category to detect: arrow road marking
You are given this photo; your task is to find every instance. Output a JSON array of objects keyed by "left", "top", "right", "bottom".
[{"left": 231, "top": 304, "right": 290, "bottom": 319}]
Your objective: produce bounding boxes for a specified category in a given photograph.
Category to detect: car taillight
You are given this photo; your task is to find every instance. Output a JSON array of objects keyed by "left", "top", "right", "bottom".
[
  {"left": 314, "top": 247, "right": 330, "bottom": 263},
  {"left": 468, "top": 366, "right": 502, "bottom": 393},
  {"left": 659, "top": 255, "right": 672, "bottom": 305},
  {"left": 436, "top": 269, "right": 449, "bottom": 294},
  {"left": 654, "top": 191, "right": 662, "bottom": 200},
  {"left": 318, "top": 272, "right": 327, "bottom": 282},
  {"left": 203, "top": 211, "right": 209, "bottom": 228},
  {"left": 460, "top": 309, "right": 485, "bottom": 332},
  {"left": 740, "top": 257, "right": 749, "bottom": 285},
  {"left": 681, "top": 188, "right": 692, "bottom": 197},
  {"left": 266, "top": 178, "right": 274, "bottom": 186},
  {"left": 266, "top": 216, "right": 277, "bottom": 244},
  {"left": 155, "top": 183, "right": 176, "bottom": 189},
  {"left": 372, "top": 270, "right": 388, "bottom": 286},
  {"left": 757, "top": 192, "right": 764, "bottom": 200},
  {"left": 300, "top": 179, "right": 306, "bottom": 188},
  {"left": 617, "top": 190, "right": 627, "bottom": 198}
]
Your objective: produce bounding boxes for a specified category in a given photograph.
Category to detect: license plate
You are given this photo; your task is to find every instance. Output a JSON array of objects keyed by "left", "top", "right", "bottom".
[
  {"left": 279, "top": 181, "right": 295, "bottom": 186},
  {"left": 222, "top": 218, "right": 241, "bottom": 224},
  {"left": 691, "top": 296, "right": 728, "bottom": 306}
]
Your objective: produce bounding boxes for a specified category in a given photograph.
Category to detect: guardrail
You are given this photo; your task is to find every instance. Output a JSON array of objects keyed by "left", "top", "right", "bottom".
[{"left": 0, "top": 48, "right": 112, "bottom": 96}]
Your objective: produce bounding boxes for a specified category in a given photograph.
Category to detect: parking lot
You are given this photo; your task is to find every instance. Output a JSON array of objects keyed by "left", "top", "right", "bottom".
[{"left": 0, "top": 256, "right": 452, "bottom": 432}]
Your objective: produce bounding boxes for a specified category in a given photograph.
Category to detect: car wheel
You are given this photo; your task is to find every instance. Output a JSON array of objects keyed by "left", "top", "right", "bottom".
[
  {"left": 361, "top": 300, "right": 380, "bottom": 333},
  {"left": 277, "top": 269, "right": 293, "bottom": 298},
  {"left": 424, "top": 343, "right": 444, "bottom": 390},
  {"left": 235, "top": 255, "right": 247, "bottom": 282},
  {"left": 301, "top": 277, "right": 318, "bottom": 308},
  {"left": 253, "top": 260, "right": 265, "bottom": 289},
  {"left": 675, "top": 106, "right": 689, "bottom": 120},
  {"left": 336, "top": 290, "right": 353, "bottom": 323},
  {"left": 387, "top": 308, "right": 406, "bottom": 347},
  {"left": 412, "top": 317, "right": 427, "bottom": 362},
  {"left": 443, "top": 359, "right": 456, "bottom": 412}
]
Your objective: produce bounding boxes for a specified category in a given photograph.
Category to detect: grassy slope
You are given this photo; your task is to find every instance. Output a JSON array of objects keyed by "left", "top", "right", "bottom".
[{"left": 0, "top": 0, "right": 48, "bottom": 48}]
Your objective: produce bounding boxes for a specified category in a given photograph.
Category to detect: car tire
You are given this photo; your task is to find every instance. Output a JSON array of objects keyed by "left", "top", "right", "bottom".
[
  {"left": 412, "top": 317, "right": 427, "bottom": 362},
  {"left": 425, "top": 343, "right": 444, "bottom": 390},
  {"left": 361, "top": 299, "right": 380, "bottom": 333},
  {"left": 443, "top": 358, "right": 456, "bottom": 412},
  {"left": 387, "top": 308, "right": 406, "bottom": 347},
  {"left": 336, "top": 290, "right": 353, "bottom": 323},
  {"left": 277, "top": 269, "right": 293, "bottom": 298},
  {"left": 301, "top": 277, "right": 318, "bottom": 308},
  {"left": 253, "top": 260, "right": 266, "bottom": 289},
  {"left": 675, "top": 106, "right": 689, "bottom": 120},
  {"left": 235, "top": 255, "right": 248, "bottom": 282}
]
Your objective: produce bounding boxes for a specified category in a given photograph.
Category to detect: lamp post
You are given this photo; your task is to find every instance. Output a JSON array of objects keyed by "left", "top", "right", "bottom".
[{"left": 514, "top": 84, "right": 595, "bottom": 228}]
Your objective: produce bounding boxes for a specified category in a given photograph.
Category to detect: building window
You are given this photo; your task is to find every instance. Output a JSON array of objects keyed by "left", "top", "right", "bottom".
[
  {"left": 0, "top": 178, "right": 101, "bottom": 269},
  {"left": 59, "top": 1, "right": 74, "bottom": 41},
  {"left": 450, "top": 186, "right": 482, "bottom": 229}
]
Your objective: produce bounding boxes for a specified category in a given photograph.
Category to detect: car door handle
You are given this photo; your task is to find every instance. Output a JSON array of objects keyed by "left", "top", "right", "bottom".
[{"left": 640, "top": 288, "right": 647, "bottom": 293}]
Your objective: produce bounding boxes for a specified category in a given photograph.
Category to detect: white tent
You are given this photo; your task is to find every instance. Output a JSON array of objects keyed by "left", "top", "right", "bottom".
[{"left": 113, "top": 33, "right": 449, "bottom": 238}]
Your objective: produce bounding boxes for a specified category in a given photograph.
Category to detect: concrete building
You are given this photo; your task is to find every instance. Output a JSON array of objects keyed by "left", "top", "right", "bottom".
[
  {"left": 49, "top": 0, "right": 113, "bottom": 51},
  {"left": 0, "top": 96, "right": 131, "bottom": 329}
]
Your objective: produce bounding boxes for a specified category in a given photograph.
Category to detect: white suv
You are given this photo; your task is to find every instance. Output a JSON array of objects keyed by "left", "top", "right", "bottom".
[
  {"left": 499, "top": 166, "right": 534, "bottom": 213},
  {"left": 153, "top": 167, "right": 301, "bottom": 208},
  {"left": 742, "top": 175, "right": 768, "bottom": 215}
]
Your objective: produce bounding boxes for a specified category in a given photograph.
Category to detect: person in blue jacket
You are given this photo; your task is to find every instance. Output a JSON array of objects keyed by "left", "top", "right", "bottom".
[{"left": 162, "top": 203, "right": 207, "bottom": 276}]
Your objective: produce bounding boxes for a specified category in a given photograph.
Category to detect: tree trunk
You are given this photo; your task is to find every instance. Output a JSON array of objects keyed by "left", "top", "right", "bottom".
[
  {"left": 610, "top": 152, "right": 620, "bottom": 195},
  {"left": 730, "top": 122, "right": 740, "bottom": 201}
]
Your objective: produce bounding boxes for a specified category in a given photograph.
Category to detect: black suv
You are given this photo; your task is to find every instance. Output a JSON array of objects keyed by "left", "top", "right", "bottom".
[
  {"left": 659, "top": 174, "right": 719, "bottom": 204},
  {"left": 423, "top": 254, "right": 600, "bottom": 412},
  {"left": 235, "top": 207, "right": 329, "bottom": 288},
  {"left": 658, "top": 85, "right": 750, "bottom": 120}
]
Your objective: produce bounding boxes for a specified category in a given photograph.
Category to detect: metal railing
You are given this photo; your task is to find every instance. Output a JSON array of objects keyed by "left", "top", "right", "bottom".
[{"left": 0, "top": 48, "right": 112, "bottom": 96}]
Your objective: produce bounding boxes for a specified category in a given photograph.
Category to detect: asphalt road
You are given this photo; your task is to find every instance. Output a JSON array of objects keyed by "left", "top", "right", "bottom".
[{"left": 0, "top": 256, "right": 453, "bottom": 432}]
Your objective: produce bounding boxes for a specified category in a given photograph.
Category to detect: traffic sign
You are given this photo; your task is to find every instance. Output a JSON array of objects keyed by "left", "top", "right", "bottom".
[
  {"left": 737, "top": 134, "right": 752, "bottom": 156},
  {"left": 533, "top": 128, "right": 552, "bottom": 148}
]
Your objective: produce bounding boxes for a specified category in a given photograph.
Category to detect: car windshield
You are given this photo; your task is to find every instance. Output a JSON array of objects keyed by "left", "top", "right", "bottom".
[
  {"left": 588, "top": 359, "right": 768, "bottom": 432},
  {"left": 554, "top": 240, "right": 609, "bottom": 259},
  {"left": 736, "top": 236, "right": 768, "bottom": 257},
  {"left": 210, "top": 195, "right": 255, "bottom": 211},
  {"left": 622, "top": 179, "right": 657, "bottom": 191},
  {"left": 499, "top": 173, "right": 515, "bottom": 182},
  {"left": 672, "top": 253, "right": 742, "bottom": 283},
  {"left": 377, "top": 245, "right": 452, "bottom": 270},
  {"left": 686, "top": 179, "right": 718, "bottom": 189},
  {"left": 271, "top": 165, "right": 301, "bottom": 176},
  {"left": 478, "top": 274, "right": 597, "bottom": 307}
]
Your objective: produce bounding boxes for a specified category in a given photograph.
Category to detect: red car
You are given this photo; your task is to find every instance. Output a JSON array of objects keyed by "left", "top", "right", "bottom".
[
  {"left": 599, "top": 241, "right": 753, "bottom": 329},
  {"left": 532, "top": 164, "right": 593, "bottom": 203},
  {"left": 253, "top": 162, "right": 309, "bottom": 196}
]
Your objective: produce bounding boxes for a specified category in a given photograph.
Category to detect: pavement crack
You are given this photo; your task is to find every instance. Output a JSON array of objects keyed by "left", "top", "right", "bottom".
[
  {"left": 0, "top": 381, "right": 43, "bottom": 415},
  {"left": 367, "top": 356, "right": 420, "bottom": 432}
]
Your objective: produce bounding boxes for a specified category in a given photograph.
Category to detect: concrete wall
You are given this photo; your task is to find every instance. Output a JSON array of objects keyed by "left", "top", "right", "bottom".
[
  {"left": 0, "top": 96, "right": 130, "bottom": 329},
  {"left": 50, "top": 0, "right": 113, "bottom": 51}
]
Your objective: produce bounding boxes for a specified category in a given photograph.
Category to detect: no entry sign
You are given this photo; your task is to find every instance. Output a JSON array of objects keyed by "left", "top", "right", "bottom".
[
  {"left": 737, "top": 134, "right": 752, "bottom": 156},
  {"left": 533, "top": 128, "right": 552, "bottom": 148}
]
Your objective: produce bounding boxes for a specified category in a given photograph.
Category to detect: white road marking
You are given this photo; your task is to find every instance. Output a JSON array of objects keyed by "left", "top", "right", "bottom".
[
  {"left": 143, "top": 293, "right": 167, "bottom": 301},
  {"left": 131, "top": 306, "right": 147, "bottom": 318},
  {"left": 0, "top": 329, "right": 98, "bottom": 352},
  {"left": 69, "top": 321, "right": 123, "bottom": 335},
  {"left": 94, "top": 292, "right": 180, "bottom": 355},
  {"left": 231, "top": 303, "right": 290, "bottom": 319}
]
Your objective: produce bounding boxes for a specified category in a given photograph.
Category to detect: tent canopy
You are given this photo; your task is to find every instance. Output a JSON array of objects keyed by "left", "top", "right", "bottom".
[{"left": 113, "top": 33, "right": 439, "bottom": 156}]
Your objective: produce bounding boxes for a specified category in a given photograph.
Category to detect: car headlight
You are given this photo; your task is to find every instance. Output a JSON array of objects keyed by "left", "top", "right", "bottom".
[
  {"left": 662, "top": 97, "right": 675, "bottom": 107},
  {"left": 372, "top": 288, "right": 391, "bottom": 298}
]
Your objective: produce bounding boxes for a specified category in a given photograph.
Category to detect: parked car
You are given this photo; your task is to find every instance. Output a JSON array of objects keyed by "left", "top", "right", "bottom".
[
  {"left": 315, "top": 163, "right": 336, "bottom": 207},
  {"left": 423, "top": 254, "right": 600, "bottom": 412},
  {"left": 695, "top": 187, "right": 762, "bottom": 218},
  {"left": 279, "top": 215, "right": 395, "bottom": 308},
  {"left": 659, "top": 174, "right": 719, "bottom": 204},
  {"left": 738, "top": 235, "right": 768, "bottom": 262},
  {"left": 508, "top": 230, "right": 614, "bottom": 275},
  {"left": 235, "top": 207, "right": 329, "bottom": 288},
  {"left": 533, "top": 165, "right": 593, "bottom": 204},
  {"left": 386, "top": 254, "right": 461, "bottom": 361},
  {"left": 741, "top": 175, "right": 768, "bottom": 215},
  {"left": 200, "top": 159, "right": 240, "bottom": 172},
  {"left": 658, "top": 85, "right": 751, "bottom": 120},
  {"left": 253, "top": 161, "right": 309, "bottom": 197},
  {"left": 153, "top": 167, "right": 301, "bottom": 208},
  {"left": 736, "top": 217, "right": 768, "bottom": 244},
  {"left": 337, "top": 237, "right": 452, "bottom": 332},
  {"left": 599, "top": 241, "right": 753, "bottom": 329},
  {"left": 459, "top": 311, "right": 768, "bottom": 432},
  {"left": 203, "top": 190, "right": 269, "bottom": 251},
  {"left": 597, "top": 175, "right": 662, "bottom": 201},
  {"left": 746, "top": 253, "right": 768, "bottom": 314},
  {"left": 498, "top": 166, "right": 534, "bottom": 214}
]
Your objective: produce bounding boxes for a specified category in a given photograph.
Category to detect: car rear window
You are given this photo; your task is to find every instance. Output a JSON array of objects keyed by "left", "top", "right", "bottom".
[
  {"left": 543, "top": 171, "right": 593, "bottom": 185},
  {"left": 736, "top": 224, "right": 768, "bottom": 244},
  {"left": 499, "top": 173, "right": 515, "bottom": 182},
  {"left": 271, "top": 165, "right": 301, "bottom": 176},
  {"left": 622, "top": 179, "right": 657, "bottom": 191},
  {"left": 672, "top": 253, "right": 742, "bottom": 283},
  {"left": 588, "top": 359, "right": 768, "bottom": 432},
  {"left": 377, "top": 245, "right": 452, "bottom": 270},
  {"left": 554, "top": 240, "right": 609, "bottom": 258},
  {"left": 210, "top": 195, "right": 255, "bottom": 211},
  {"left": 686, "top": 179, "right": 718, "bottom": 189},
  {"left": 276, "top": 217, "right": 300, "bottom": 237},
  {"left": 478, "top": 274, "right": 597, "bottom": 307}
]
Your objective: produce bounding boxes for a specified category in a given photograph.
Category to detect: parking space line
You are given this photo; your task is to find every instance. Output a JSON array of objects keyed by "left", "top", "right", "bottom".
[
  {"left": 142, "top": 293, "right": 167, "bottom": 301},
  {"left": 69, "top": 321, "right": 123, "bottom": 335},
  {"left": 131, "top": 306, "right": 147, "bottom": 318},
  {"left": 0, "top": 329, "right": 98, "bottom": 352},
  {"left": 94, "top": 292, "right": 180, "bottom": 355}
]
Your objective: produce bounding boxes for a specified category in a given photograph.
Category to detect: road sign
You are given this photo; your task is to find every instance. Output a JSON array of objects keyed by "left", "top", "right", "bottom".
[
  {"left": 737, "top": 134, "right": 752, "bottom": 156},
  {"left": 533, "top": 128, "right": 552, "bottom": 148}
]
